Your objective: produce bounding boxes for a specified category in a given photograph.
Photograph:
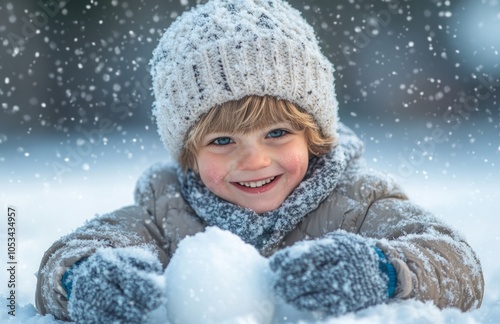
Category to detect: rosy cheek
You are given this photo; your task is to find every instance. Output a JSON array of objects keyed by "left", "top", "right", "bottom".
[
  {"left": 282, "top": 150, "right": 308, "bottom": 176},
  {"left": 199, "top": 161, "right": 225, "bottom": 186}
]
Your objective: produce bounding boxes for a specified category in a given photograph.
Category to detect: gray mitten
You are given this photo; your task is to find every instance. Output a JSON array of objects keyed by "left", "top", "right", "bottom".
[
  {"left": 66, "top": 246, "right": 164, "bottom": 324},
  {"left": 269, "top": 231, "right": 396, "bottom": 317}
]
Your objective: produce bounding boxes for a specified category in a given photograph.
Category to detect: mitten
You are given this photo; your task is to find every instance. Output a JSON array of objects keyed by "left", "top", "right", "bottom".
[
  {"left": 64, "top": 246, "right": 164, "bottom": 324},
  {"left": 269, "top": 231, "right": 396, "bottom": 317}
]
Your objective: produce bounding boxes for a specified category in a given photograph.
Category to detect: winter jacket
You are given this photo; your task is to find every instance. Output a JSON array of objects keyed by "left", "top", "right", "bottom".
[{"left": 35, "top": 125, "right": 484, "bottom": 321}]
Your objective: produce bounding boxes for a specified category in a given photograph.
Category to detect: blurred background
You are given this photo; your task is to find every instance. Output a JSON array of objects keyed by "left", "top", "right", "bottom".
[{"left": 0, "top": 0, "right": 499, "bottom": 310}]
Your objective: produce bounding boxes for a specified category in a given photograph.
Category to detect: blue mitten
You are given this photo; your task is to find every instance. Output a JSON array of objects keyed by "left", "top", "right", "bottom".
[
  {"left": 269, "top": 231, "right": 396, "bottom": 317},
  {"left": 64, "top": 246, "right": 164, "bottom": 324}
]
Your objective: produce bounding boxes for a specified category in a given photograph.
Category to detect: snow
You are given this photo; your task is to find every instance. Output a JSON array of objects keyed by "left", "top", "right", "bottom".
[
  {"left": 1, "top": 132, "right": 499, "bottom": 323},
  {"left": 2, "top": 0, "right": 498, "bottom": 320},
  {"left": 164, "top": 227, "right": 276, "bottom": 324}
]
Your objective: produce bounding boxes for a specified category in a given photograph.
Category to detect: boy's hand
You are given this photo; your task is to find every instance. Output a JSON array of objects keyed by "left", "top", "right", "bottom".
[
  {"left": 269, "top": 231, "right": 393, "bottom": 317},
  {"left": 67, "top": 246, "right": 164, "bottom": 324}
]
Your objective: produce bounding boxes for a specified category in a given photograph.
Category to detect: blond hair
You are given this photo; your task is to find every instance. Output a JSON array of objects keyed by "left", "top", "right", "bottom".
[{"left": 179, "top": 95, "right": 337, "bottom": 170}]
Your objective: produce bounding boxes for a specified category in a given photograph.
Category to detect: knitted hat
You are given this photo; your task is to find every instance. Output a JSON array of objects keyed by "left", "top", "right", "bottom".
[{"left": 150, "top": 0, "right": 338, "bottom": 159}]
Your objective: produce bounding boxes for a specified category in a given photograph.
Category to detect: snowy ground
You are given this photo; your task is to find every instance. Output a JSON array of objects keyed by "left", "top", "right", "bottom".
[{"left": 1, "top": 123, "right": 499, "bottom": 323}]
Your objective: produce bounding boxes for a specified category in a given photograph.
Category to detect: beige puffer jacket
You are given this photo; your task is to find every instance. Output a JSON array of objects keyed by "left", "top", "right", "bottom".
[{"left": 35, "top": 127, "right": 484, "bottom": 321}]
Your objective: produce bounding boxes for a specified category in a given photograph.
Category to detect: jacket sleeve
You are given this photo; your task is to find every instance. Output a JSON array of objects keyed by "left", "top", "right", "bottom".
[
  {"left": 35, "top": 163, "right": 205, "bottom": 321},
  {"left": 349, "top": 172, "right": 484, "bottom": 311}
]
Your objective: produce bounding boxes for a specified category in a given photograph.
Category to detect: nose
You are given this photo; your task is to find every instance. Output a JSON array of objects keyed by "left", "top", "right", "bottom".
[{"left": 236, "top": 146, "right": 271, "bottom": 171}]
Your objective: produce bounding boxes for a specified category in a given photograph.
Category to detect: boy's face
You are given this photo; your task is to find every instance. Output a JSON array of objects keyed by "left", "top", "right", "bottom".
[{"left": 195, "top": 122, "right": 309, "bottom": 214}]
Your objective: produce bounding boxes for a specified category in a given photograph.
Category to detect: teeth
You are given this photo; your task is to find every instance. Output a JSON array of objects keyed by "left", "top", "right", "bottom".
[{"left": 238, "top": 176, "right": 275, "bottom": 188}]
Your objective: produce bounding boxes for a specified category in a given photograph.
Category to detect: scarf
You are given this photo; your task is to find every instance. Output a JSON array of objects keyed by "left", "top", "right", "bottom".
[{"left": 177, "top": 145, "right": 348, "bottom": 254}]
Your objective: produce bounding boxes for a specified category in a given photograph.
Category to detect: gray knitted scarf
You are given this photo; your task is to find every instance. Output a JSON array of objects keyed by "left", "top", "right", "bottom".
[{"left": 177, "top": 146, "right": 347, "bottom": 254}]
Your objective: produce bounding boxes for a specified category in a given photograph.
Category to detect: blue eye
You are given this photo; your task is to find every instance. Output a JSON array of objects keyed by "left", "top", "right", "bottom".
[
  {"left": 212, "top": 137, "right": 232, "bottom": 145},
  {"left": 267, "top": 129, "right": 287, "bottom": 138}
]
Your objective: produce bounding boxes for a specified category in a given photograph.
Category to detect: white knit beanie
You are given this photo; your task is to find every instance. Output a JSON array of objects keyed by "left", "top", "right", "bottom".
[{"left": 150, "top": 0, "right": 338, "bottom": 159}]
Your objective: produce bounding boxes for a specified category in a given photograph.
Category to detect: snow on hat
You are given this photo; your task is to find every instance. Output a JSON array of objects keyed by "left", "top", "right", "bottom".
[{"left": 150, "top": 0, "right": 338, "bottom": 159}]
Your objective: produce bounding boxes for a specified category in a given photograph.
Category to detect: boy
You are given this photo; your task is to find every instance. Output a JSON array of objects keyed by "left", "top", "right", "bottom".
[{"left": 36, "top": 0, "right": 484, "bottom": 322}]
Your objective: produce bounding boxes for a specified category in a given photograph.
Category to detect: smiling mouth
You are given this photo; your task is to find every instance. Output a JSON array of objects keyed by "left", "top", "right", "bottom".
[{"left": 237, "top": 176, "right": 276, "bottom": 188}]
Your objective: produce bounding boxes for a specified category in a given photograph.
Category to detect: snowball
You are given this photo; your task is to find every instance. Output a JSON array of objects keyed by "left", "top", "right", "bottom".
[{"left": 165, "top": 227, "right": 275, "bottom": 324}]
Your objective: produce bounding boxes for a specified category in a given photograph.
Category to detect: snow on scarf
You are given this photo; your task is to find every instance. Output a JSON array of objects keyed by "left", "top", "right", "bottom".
[{"left": 177, "top": 124, "right": 363, "bottom": 254}]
